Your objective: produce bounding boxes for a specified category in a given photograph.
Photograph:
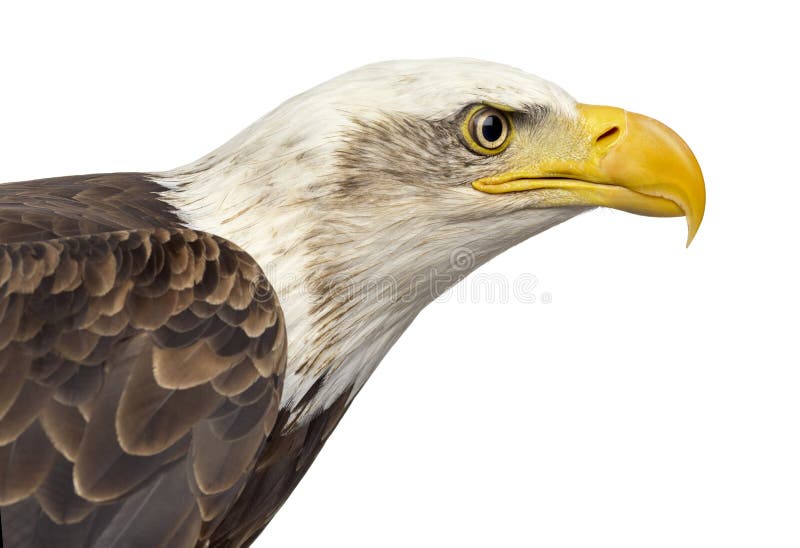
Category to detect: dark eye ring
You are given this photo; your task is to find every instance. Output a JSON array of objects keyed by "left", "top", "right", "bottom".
[{"left": 469, "top": 107, "right": 510, "bottom": 151}]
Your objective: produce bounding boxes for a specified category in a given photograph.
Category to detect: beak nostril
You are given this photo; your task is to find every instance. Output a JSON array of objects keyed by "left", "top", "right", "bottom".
[{"left": 595, "top": 126, "right": 621, "bottom": 147}]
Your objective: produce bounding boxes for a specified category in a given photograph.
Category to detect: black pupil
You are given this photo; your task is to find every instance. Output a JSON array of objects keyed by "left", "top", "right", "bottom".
[{"left": 481, "top": 114, "right": 504, "bottom": 143}]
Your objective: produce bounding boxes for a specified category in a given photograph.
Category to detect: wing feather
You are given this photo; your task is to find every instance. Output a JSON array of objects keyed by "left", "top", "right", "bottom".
[
  {"left": 39, "top": 399, "right": 85, "bottom": 462},
  {"left": 211, "top": 357, "right": 263, "bottom": 396},
  {"left": 0, "top": 227, "right": 286, "bottom": 547},
  {"left": 35, "top": 454, "right": 95, "bottom": 524},
  {"left": 191, "top": 420, "right": 266, "bottom": 495},
  {"left": 117, "top": 351, "right": 225, "bottom": 455},
  {"left": 0, "top": 420, "right": 57, "bottom": 504}
]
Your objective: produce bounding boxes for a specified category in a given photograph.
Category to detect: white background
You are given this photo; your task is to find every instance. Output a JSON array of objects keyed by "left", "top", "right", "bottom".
[{"left": 1, "top": 2, "right": 798, "bottom": 547}]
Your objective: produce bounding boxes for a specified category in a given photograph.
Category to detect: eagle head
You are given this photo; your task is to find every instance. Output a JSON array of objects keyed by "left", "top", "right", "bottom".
[{"left": 163, "top": 58, "right": 705, "bottom": 412}]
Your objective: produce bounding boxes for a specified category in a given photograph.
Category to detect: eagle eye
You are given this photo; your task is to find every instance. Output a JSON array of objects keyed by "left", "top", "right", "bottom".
[{"left": 464, "top": 106, "right": 511, "bottom": 154}]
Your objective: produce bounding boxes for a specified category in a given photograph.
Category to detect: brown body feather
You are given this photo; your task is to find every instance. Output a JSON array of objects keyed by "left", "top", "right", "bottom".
[{"left": 0, "top": 174, "right": 346, "bottom": 547}]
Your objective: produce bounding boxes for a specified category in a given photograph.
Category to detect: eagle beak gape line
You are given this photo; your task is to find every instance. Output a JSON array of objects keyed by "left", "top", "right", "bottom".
[{"left": 472, "top": 104, "right": 706, "bottom": 245}]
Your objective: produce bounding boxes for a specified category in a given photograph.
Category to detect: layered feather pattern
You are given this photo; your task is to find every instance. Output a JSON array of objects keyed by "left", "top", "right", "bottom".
[{"left": 0, "top": 227, "right": 285, "bottom": 547}]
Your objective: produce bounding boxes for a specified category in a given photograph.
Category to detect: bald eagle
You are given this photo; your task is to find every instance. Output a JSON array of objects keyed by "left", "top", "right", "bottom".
[{"left": 0, "top": 59, "right": 704, "bottom": 547}]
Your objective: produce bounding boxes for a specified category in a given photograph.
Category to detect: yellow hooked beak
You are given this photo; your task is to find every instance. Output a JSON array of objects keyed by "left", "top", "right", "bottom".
[{"left": 472, "top": 104, "right": 706, "bottom": 245}]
